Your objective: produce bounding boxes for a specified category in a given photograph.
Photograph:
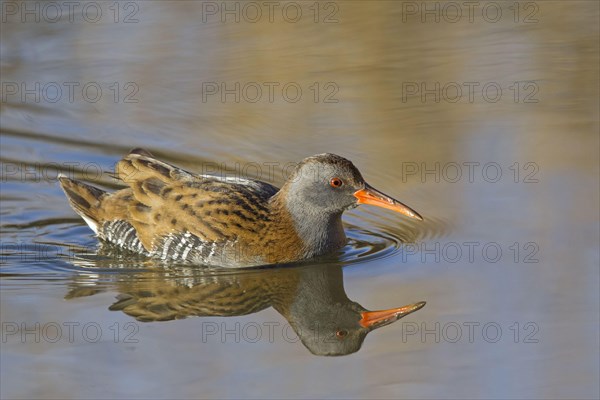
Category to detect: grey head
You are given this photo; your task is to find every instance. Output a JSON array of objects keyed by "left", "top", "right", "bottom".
[
  {"left": 278, "top": 153, "right": 423, "bottom": 258},
  {"left": 282, "top": 153, "right": 367, "bottom": 216}
]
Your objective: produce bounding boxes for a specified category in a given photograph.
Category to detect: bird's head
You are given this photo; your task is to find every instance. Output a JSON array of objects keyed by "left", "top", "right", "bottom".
[{"left": 283, "top": 153, "right": 423, "bottom": 220}]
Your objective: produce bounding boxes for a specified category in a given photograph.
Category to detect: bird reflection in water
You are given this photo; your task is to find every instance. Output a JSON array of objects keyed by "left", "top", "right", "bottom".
[{"left": 66, "top": 255, "right": 425, "bottom": 356}]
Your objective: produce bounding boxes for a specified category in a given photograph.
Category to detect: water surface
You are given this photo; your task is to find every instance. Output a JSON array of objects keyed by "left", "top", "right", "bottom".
[{"left": 1, "top": 1, "right": 599, "bottom": 399}]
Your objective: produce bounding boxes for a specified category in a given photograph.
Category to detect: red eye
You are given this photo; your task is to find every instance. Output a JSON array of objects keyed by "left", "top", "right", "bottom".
[
  {"left": 336, "top": 330, "right": 348, "bottom": 339},
  {"left": 330, "top": 178, "right": 343, "bottom": 188}
]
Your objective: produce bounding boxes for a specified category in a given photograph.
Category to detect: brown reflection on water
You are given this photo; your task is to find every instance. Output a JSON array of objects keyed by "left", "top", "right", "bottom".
[{"left": 65, "top": 261, "right": 425, "bottom": 357}]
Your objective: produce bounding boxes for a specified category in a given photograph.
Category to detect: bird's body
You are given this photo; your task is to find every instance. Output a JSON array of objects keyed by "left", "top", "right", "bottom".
[{"left": 59, "top": 149, "right": 422, "bottom": 267}]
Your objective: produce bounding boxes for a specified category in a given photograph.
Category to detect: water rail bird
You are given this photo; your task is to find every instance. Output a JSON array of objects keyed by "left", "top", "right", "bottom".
[{"left": 59, "top": 149, "right": 422, "bottom": 267}]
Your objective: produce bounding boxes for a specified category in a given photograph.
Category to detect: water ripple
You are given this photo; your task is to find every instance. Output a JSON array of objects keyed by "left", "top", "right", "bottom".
[{"left": 339, "top": 210, "right": 452, "bottom": 265}]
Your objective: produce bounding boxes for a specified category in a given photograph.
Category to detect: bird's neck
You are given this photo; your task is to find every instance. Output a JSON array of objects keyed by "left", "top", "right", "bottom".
[{"left": 270, "top": 189, "right": 347, "bottom": 259}]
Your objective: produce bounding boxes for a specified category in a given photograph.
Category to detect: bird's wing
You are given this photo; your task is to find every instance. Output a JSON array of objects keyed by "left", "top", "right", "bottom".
[{"left": 93, "top": 149, "right": 278, "bottom": 260}]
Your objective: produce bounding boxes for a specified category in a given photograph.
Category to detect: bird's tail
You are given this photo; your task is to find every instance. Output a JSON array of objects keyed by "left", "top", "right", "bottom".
[{"left": 58, "top": 175, "right": 107, "bottom": 234}]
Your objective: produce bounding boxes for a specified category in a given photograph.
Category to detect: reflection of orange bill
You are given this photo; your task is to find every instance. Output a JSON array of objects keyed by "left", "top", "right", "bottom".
[
  {"left": 354, "top": 184, "right": 423, "bottom": 220},
  {"left": 360, "top": 301, "right": 426, "bottom": 329}
]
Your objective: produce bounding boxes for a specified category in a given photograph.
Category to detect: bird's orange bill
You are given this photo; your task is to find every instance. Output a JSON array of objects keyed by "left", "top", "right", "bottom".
[
  {"left": 359, "top": 301, "right": 426, "bottom": 329},
  {"left": 354, "top": 184, "right": 423, "bottom": 220}
]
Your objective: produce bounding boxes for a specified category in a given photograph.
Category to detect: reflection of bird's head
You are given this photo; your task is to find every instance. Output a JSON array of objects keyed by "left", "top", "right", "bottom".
[
  {"left": 286, "top": 298, "right": 426, "bottom": 356},
  {"left": 287, "top": 300, "right": 370, "bottom": 356},
  {"left": 278, "top": 266, "right": 425, "bottom": 356}
]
